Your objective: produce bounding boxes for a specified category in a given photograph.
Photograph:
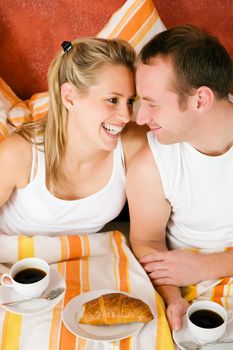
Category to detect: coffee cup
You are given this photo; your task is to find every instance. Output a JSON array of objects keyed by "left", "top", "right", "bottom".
[
  {"left": 0, "top": 257, "right": 49, "bottom": 298},
  {"left": 187, "top": 300, "right": 233, "bottom": 344}
]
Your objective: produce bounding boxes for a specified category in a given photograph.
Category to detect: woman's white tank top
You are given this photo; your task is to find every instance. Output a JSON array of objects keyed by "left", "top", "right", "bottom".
[{"left": 0, "top": 140, "right": 126, "bottom": 236}]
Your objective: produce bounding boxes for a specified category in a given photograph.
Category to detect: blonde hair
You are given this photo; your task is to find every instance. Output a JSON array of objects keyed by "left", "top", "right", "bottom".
[{"left": 18, "top": 37, "right": 136, "bottom": 185}]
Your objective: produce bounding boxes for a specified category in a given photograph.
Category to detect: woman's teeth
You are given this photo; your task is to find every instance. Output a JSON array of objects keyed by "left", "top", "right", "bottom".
[{"left": 103, "top": 123, "right": 123, "bottom": 135}]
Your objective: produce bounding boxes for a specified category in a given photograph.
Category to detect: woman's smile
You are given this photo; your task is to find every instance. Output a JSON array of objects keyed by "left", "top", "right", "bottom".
[{"left": 102, "top": 122, "right": 124, "bottom": 137}]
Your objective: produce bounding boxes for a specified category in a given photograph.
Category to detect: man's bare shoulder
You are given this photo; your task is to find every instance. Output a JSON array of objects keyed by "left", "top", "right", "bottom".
[
  {"left": 126, "top": 142, "right": 157, "bottom": 192},
  {"left": 122, "top": 121, "right": 149, "bottom": 139},
  {"left": 121, "top": 122, "right": 149, "bottom": 167},
  {"left": 129, "top": 141, "right": 157, "bottom": 171}
]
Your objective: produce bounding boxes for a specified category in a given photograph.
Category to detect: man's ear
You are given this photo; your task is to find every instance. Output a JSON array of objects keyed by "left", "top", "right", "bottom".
[
  {"left": 195, "top": 86, "right": 214, "bottom": 113},
  {"left": 61, "top": 83, "right": 78, "bottom": 110}
]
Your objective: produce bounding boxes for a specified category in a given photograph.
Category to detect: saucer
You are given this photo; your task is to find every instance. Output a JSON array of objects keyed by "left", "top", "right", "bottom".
[
  {"left": 0, "top": 267, "right": 66, "bottom": 316},
  {"left": 173, "top": 314, "right": 233, "bottom": 350}
]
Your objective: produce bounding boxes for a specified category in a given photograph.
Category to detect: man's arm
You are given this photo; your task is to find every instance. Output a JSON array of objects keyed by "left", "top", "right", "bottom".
[
  {"left": 121, "top": 121, "right": 148, "bottom": 170},
  {"left": 126, "top": 144, "right": 189, "bottom": 330},
  {"left": 140, "top": 249, "right": 233, "bottom": 286}
]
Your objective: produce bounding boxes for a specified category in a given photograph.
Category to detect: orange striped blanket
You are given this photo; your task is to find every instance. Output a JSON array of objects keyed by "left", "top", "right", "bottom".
[
  {"left": 0, "top": 231, "right": 174, "bottom": 350},
  {"left": 182, "top": 249, "right": 233, "bottom": 310}
]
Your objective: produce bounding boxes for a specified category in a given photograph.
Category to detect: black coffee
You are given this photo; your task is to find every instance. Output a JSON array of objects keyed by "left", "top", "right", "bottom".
[
  {"left": 190, "top": 309, "right": 224, "bottom": 328},
  {"left": 14, "top": 268, "right": 46, "bottom": 284}
]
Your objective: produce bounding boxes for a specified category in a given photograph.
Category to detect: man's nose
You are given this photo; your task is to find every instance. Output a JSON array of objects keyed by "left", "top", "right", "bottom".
[{"left": 135, "top": 105, "right": 150, "bottom": 125}]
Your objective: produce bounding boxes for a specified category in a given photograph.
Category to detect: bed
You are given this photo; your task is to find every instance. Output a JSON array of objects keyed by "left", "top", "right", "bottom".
[{"left": 0, "top": 2, "right": 232, "bottom": 349}]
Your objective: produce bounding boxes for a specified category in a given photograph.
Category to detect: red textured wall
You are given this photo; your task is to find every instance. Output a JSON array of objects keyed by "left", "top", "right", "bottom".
[
  {"left": 0, "top": 0, "right": 232, "bottom": 99},
  {"left": 155, "top": 1, "right": 233, "bottom": 68}
]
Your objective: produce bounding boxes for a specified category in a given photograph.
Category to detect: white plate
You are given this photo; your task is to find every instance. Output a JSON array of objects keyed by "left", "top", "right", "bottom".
[
  {"left": 0, "top": 267, "right": 65, "bottom": 316},
  {"left": 62, "top": 289, "right": 146, "bottom": 342},
  {"left": 173, "top": 314, "right": 233, "bottom": 350}
]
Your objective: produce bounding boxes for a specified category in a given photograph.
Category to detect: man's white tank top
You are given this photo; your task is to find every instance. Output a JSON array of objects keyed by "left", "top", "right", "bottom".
[
  {"left": 0, "top": 139, "right": 126, "bottom": 236},
  {"left": 147, "top": 131, "right": 233, "bottom": 251}
]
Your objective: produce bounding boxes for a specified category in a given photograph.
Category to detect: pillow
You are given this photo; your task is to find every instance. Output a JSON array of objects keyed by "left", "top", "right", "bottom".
[
  {"left": 98, "top": 0, "right": 166, "bottom": 53},
  {"left": 0, "top": 78, "right": 49, "bottom": 141},
  {"left": 0, "top": 0, "right": 165, "bottom": 143},
  {"left": 0, "top": 77, "right": 30, "bottom": 142}
]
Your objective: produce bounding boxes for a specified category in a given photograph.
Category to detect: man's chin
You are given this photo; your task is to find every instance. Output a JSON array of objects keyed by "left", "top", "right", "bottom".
[{"left": 153, "top": 134, "right": 176, "bottom": 145}]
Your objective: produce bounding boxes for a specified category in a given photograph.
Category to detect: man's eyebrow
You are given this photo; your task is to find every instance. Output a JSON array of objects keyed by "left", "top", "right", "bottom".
[{"left": 140, "top": 96, "right": 157, "bottom": 102}]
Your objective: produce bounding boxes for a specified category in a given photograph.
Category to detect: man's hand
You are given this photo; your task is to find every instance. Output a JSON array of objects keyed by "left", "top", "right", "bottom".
[
  {"left": 140, "top": 250, "right": 210, "bottom": 286},
  {"left": 166, "top": 297, "right": 190, "bottom": 331}
]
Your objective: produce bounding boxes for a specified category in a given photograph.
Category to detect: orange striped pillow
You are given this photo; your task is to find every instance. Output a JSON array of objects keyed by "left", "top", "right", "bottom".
[
  {"left": 0, "top": 78, "right": 29, "bottom": 142},
  {"left": 98, "top": 0, "right": 166, "bottom": 53},
  {"left": 0, "top": 78, "right": 48, "bottom": 142},
  {"left": 0, "top": 0, "right": 165, "bottom": 143}
]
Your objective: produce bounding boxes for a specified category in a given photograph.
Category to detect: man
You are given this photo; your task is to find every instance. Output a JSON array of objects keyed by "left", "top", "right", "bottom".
[{"left": 126, "top": 25, "right": 233, "bottom": 331}]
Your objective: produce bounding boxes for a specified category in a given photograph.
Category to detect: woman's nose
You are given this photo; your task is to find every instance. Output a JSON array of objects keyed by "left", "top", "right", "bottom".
[{"left": 116, "top": 104, "right": 132, "bottom": 123}]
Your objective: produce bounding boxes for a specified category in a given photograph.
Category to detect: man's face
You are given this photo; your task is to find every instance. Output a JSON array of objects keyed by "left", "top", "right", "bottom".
[{"left": 136, "top": 57, "right": 197, "bottom": 144}]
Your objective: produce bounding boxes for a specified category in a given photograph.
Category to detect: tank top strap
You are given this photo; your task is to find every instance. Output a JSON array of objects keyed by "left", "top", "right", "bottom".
[
  {"left": 115, "top": 137, "right": 126, "bottom": 173},
  {"left": 147, "top": 131, "right": 176, "bottom": 201},
  {"left": 29, "top": 145, "right": 37, "bottom": 182},
  {"left": 29, "top": 145, "right": 45, "bottom": 183}
]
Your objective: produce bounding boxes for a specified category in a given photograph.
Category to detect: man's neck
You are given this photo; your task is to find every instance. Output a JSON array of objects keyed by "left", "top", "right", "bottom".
[{"left": 189, "top": 99, "right": 233, "bottom": 156}]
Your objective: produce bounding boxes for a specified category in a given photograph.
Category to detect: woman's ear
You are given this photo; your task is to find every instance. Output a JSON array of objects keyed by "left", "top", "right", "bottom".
[
  {"left": 61, "top": 83, "right": 78, "bottom": 110},
  {"left": 195, "top": 86, "right": 214, "bottom": 113}
]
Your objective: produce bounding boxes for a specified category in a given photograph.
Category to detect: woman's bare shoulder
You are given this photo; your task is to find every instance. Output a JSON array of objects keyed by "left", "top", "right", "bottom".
[
  {"left": 0, "top": 133, "right": 32, "bottom": 186},
  {"left": 0, "top": 133, "right": 31, "bottom": 158}
]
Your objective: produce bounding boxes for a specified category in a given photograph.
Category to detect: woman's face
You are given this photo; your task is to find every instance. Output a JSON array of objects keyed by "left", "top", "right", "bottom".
[{"left": 67, "top": 64, "right": 136, "bottom": 152}]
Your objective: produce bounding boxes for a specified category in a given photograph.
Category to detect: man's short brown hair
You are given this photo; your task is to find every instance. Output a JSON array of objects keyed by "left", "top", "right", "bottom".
[{"left": 139, "top": 25, "right": 233, "bottom": 100}]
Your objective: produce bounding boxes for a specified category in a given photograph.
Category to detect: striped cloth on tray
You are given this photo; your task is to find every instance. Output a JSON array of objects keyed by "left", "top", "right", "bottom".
[
  {"left": 0, "top": 231, "right": 174, "bottom": 350},
  {"left": 183, "top": 247, "right": 233, "bottom": 309}
]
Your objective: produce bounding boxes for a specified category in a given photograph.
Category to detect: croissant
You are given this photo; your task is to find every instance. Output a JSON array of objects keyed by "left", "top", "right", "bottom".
[{"left": 78, "top": 293, "right": 154, "bottom": 325}]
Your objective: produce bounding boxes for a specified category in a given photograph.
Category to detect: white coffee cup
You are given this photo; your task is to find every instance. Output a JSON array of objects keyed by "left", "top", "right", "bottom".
[
  {"left": 0, "top": 257, "right": 49, "bottom": 298},
  {"left": 187, "top": 300, "right": 233, "bottom": 344}
]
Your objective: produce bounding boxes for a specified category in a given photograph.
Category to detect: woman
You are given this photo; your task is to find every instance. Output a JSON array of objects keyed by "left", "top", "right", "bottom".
[{"left": 0, "top": 38, "right": 146, "bottom": 236}]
